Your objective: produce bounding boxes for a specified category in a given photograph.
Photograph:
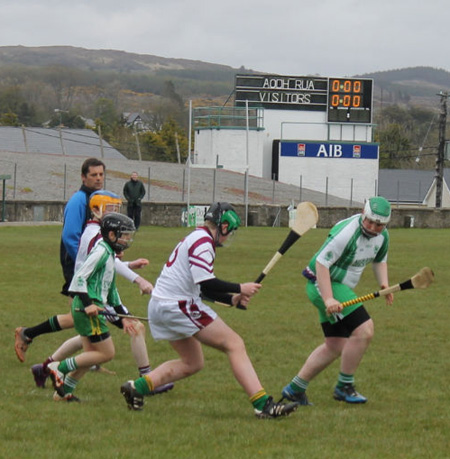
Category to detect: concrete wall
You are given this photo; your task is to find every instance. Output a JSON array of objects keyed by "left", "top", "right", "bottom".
[{"left": 3, "top": 201, "right": 450, "bottom": 229}]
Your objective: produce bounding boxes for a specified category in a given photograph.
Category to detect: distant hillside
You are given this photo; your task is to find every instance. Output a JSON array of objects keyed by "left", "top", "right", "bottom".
[
  {"left": 358, "top": 67, "right": 450, "bottom": 109},
  {"left": 1, "top": 46, "right": 449, "bottom": 109},
  {"left": 0, "top": 45, "right": 246, "bottom": 74},
  {"left": 0, "top": 45, "right": 251, "bottom": 99}
]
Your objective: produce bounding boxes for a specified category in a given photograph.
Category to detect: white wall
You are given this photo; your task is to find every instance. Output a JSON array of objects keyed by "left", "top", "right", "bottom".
[
  {"left": 424, "top": 180, "right": 450, "bottom": 208},
  {"left": 278, "top": 155, "right": 378, "bottom": 203},
  {"left": 194, "top": 128, "right": 266, "bottom": 175},
  {"left": 194, "top": 107, "right": 376, "bottom": 203}
]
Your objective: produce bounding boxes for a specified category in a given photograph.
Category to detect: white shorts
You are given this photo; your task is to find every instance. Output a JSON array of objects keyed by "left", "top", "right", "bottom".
[{"left": 148, "top": 296, "right": 217, "bottom": 341}]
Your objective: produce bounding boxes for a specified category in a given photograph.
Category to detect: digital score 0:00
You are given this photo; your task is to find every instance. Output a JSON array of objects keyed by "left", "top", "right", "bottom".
[{"left": 327, "top": 78, "right": 372, "bottom": 124}]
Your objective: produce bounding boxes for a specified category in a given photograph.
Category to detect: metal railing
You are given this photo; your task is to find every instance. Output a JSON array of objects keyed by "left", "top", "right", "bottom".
[{"left": 193, "top": 106, "right": 264, "bottom": 130}]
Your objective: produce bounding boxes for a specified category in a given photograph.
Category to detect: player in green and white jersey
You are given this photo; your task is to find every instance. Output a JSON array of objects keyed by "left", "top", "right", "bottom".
[
  {"left": 47, "top": 212, "right": 136, "bottom": 402},
  {"left": 282, "top": 197, "right": 394, "bottom": 405}
]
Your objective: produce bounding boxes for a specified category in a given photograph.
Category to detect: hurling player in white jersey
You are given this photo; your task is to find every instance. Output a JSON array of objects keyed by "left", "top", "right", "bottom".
[
  {"left": 281, "top": 196, "right": 394, "bottom": 405},
  {"left": 29, "top": 191, "right": 173, "bottom": 395},
  {"left": 120, "top": 202, "right": 299, "bottom": 419}
]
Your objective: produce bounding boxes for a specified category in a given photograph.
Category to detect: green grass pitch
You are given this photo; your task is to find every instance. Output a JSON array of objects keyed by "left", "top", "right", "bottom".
[{"left": 1, "top": 225, "right": 448, "bottom": 458}]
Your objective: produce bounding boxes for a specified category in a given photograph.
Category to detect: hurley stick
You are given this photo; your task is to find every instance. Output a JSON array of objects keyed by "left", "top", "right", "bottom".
[
  {"left": 74, "top": 308, "right": 148, "bottom": 321},
  {"left": 226, "top": 201, "right": 319, "bottom": 310},
  {"left": 341, "top": 267, "right": 434, "bottom": 308},
  {"left": 253, "top": 201, "right": 319, "bottom": 284}
]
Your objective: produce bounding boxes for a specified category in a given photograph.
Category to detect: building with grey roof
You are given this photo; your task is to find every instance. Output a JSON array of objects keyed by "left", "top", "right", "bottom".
[
  {"left": 0, "top": 126, "right": 125, "bottom": 159},
  {"left": 378, "top": 168, "right": 450, "bottom": 207}
]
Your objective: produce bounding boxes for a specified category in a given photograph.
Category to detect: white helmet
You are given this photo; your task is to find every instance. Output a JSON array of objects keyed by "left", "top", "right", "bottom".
[{"left": 363, "top": 197, "right": 391, "bottom": 225}]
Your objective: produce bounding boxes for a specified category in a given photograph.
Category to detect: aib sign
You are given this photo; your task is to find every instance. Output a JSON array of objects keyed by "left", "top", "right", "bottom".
[{"left": 281, "top": 141, "right": 378, "bottom": 159}]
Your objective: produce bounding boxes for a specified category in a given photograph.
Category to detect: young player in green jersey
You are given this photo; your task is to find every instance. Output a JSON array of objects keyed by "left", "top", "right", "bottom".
[
  {"left": 281, "top": 197, "right": 393, "bottom": 405},
  {"left": 48, "top": 212, "right": 136, "bottom": 402}
]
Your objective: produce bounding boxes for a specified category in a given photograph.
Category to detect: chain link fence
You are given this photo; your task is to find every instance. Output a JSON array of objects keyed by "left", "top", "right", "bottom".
[{"left": 0, "top": 151, "right": 357, "bottom": 208}]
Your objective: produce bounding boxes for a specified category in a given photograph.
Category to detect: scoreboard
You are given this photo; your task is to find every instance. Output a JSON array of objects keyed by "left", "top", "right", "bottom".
[
  {"left": 235, "top": 74, "right": 373, "bottom": 124},
  {"left": 327, "top": 78, "right": 373, "bottom": 123}
]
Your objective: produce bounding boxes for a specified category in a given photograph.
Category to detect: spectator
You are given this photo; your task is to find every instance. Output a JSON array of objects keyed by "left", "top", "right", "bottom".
[{"left": 123, "top": 172, "right": 145, "bottom": 229}]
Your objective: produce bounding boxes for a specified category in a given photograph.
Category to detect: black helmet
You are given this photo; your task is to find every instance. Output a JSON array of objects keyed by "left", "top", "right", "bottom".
[
  {"left": 204, "top": 202, "right": 241, "bottom": 235},
  {"left": 101, "top": 212, "right": 136, "bottom": 253}
]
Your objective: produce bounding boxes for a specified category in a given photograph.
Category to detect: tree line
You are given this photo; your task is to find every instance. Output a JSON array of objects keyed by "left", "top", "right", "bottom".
[{"left": 0, "top": 65, "right": 193, "bottom": 162}]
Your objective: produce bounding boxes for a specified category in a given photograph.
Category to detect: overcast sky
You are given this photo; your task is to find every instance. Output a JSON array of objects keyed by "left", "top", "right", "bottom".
[{"left": 0, "top": 0, "right": 448, "bottom": 77}]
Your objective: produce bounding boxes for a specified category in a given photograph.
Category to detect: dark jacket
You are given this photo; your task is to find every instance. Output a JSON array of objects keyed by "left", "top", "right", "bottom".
[{"left": 123, "top": 179, "right": 145, "bottom": 206}]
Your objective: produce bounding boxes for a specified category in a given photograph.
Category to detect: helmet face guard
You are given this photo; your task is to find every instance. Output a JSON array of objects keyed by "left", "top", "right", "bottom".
[
  {"left": 363, "top": 197, "right": 391, "bottom": 225},
  {"left": 361, "top": 197, "right": 391, "bottom": 238},
  {"left": 101, "top": 212, "right": 136, "bottom": 253}
]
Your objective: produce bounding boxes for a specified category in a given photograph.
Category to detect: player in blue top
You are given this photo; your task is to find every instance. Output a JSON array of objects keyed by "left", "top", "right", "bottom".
[
  {"left": 60, "top": 157, "right": 105, "bottom": 297},
  {"left": 281, "top": 196, "right": 393, "bottom": 405}
]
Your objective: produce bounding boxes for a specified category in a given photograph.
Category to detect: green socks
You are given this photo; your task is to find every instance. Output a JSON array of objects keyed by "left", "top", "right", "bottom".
[
  {"left": 289, "top": 375, "right": 309, "bottom": 393},
  {"left": 63, "top": 374, "right": 79, "bottom": 394},
  {"left": 336, "top": 372, "right": 354, "bottom": 388},
  {"left": 250, "top": 389, "right": 269, "bottom": 411},
  {"left": 135, "top": 376, "right": 153, "bottom": 395},
  {"left": 58, "top": 357, "right": 78, "bottom": 374}
]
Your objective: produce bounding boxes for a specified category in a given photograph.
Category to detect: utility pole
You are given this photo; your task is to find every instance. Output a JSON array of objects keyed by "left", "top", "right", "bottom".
[
  {"left": 435, "top": 91, "right": 448, "bottom": 208},
  {"left": 175, "top": 132, "right": 181, "bottom": 164},
  {"left": 98, "top": 125, "right": 105, "bottom": 158},
  {"left": 134, "top": 124, "right": 142, "bottom": 161}
]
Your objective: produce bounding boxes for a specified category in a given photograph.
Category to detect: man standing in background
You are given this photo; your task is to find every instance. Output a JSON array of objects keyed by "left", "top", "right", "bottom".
[{"left": 123, "top": 171, "right": 145, "bottom": 230}]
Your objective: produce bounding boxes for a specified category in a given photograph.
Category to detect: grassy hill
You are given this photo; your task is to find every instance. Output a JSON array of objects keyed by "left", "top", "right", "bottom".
[
  {"left": 0, "top": 45, "right": 250, "bottom": 101},
  {"left": 1, "top": 45, "right": 450, "bottom": 106},
  {"left": 359, "top": 66, "right": 450, "bottom": 109},
  {"left": 1, "top": 45, "right": 449, "bottom": 136}
]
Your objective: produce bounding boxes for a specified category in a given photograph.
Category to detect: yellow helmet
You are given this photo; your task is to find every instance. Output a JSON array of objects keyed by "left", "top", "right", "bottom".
[{"left": 89, "top": 190, "right": 122, "bottom": 219}]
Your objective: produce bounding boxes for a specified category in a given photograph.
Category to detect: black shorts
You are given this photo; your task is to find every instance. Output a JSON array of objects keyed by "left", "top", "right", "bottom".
[
  {"left": 321, "top": 306, "right": 371, "bottom": 338},
  {"left": 60, "top": 240, "right": 75, "bottom": 297},
  {"left": 88, "top": 331, "right": 111, "bottom": 343}
]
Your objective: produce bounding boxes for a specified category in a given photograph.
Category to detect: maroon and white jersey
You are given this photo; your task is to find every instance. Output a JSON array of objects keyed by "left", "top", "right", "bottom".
[
  {"left": 74, "top": 221, "right": 103, "bottom": 273},
  {"left": 152, "top": 227, "right": 216, "bottom": 301}
]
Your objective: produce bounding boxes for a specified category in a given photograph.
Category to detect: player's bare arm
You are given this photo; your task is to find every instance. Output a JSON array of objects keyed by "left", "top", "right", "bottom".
[
  {"left": 316, "top": 261, "right": 342, "bottom": 314},
  {"left": 373, "top": 262, "right": 394, "bottom": 305}
]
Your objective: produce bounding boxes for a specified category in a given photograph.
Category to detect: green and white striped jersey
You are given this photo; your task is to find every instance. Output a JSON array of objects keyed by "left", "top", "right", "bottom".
[
  {"left": 308, "top": 214, "right": 389, "bottom": 288},
  {"left": 69, "top": 240, "right": 121, "bottom": 307}
]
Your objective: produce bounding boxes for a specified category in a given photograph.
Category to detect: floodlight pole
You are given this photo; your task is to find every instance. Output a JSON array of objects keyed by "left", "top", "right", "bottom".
[
  {"left": 245, "top": 100, "right": 249, "bottom": 227},
  {"left": 187, "top": 100, "right": 192, "bottom": 225},
  {"left": 55, "top": 109, "right": 67, "bottom": 156},
  {"left": 435, "top": 91, "right": 448, "bottom": 208}
]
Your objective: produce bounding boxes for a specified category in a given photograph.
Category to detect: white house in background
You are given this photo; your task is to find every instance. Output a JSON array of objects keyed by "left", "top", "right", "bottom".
[
  {"left": 123, "top": 112, "right": 153, "bottom": 131},
  {"left": 378, "top": 169, "right": 450, "bottom": 208},
  {"left": 80, "top": 116, "right": 95, "bottom": 129}
]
